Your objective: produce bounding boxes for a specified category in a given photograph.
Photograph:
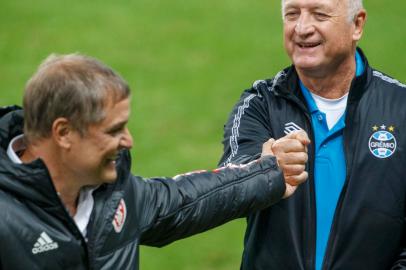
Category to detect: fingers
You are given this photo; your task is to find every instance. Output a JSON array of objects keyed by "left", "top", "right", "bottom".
[
  {"left": 295, "top": 130, "right": 311, "bottom": 146},
  {"left": 283, "top": 171, "right": 308, "bottom": 199},
  {"left": 275, "top": 151, "right": 308, "bottom": 167},
  {"left": 284, "top": 130, "right": 311, "bottom": 146},
  {"left": 282, "top": 164, "right": 306, "bottom": 176},
  {"left": 272, "top": 139, "right": 308, "bottom": 157},
  {"left": 284, "top": 170, "right": 308, "bottom": 186},
  {"left": 261, "top": 138, "right": 276, "bottom": 157},
  {"left": 262, "top": 130, "right": 310, "bottom": 198}
]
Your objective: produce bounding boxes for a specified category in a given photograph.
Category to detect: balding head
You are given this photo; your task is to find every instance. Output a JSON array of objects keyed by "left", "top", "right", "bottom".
[{"left": 281, "top": 0, "right": 364, "bottom": 22}]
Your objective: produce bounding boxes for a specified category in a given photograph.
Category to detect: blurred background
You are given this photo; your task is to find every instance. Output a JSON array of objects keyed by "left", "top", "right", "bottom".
[{"left": 0, "top": 1, "right": 405, "bottom": 269}]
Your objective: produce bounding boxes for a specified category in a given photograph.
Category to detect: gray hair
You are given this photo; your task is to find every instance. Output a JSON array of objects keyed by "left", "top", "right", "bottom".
[
  {"left": 281, "top": 0, "right": 364, "bottom": 22},
  {"left": 23, "top": 53, "right": 130, "bottom": 141},
  {"left": 348, "top": 0, "right": 364, "bottom": 21}
]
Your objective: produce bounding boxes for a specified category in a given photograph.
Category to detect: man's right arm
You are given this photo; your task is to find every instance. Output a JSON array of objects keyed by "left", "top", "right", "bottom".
[
  {"left": 134, "top": 134, "right": 308, "bottom": 247},
  {"left": 136, "top": 156, "right": 287, "bottom": 247}
]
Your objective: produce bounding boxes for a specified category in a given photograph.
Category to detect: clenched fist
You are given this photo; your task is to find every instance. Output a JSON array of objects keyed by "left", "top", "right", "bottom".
[{"left": 261, "top": 130, "right": 310, "bottom": 198}]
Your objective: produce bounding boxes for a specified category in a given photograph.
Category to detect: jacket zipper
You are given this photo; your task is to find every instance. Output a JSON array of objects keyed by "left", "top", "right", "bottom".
[
  {"left": 41, "top": 166, "right": 91, "bottom": 268},
  {"left": 320, "top": 102, "right": 356, "bottom": 270}
]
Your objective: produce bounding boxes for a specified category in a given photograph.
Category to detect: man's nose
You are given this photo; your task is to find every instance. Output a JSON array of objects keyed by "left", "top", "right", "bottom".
[
  {"left": 295, "top": 14, "right": 315, "bottom": 36},
  {"left": 120, "top": 128, "right": 133, "bottom": 149}
]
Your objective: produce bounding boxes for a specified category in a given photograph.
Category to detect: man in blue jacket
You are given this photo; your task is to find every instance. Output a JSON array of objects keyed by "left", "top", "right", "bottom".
[{"left": 220, "top": 0, "right": 406, "bottom": 269}]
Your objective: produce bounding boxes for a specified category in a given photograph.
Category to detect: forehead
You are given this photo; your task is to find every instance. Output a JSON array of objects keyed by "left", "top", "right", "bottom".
[
  {"left": 97, "top": 98, "right": 131, "bottom": 126},
  {"left": 105, "top": 98, "right": 130, "bottom": 117},
  {"left": 283, "top": 0, "right": 343, "bottom": 10}
]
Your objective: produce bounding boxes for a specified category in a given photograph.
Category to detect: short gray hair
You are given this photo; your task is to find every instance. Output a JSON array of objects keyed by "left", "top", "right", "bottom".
[
  {"left": 348, "top": 0, "right": 364, "bottom": 21},
  {"left": 23, "top": 53, "right": 130, "bottom": 141},
  {"left": 281, "top": 0, "right": 364, "bottom": 22}
]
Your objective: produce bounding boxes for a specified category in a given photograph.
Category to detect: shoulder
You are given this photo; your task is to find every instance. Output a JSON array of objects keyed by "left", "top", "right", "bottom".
[
  {"left": 234, "top": 68, "right": 291, "bottom": 109},
  {"left": 0, "top": 189, "right": 26, "bottom": 233},
  {"left": 248, "top": 69, "right": 290, "bottom": 96},
  {"left": 225, "top": 67, "right": 293, "bottom": 121},
  {"left": 370, "top": 69, "right": 406, "bottom": 92}
]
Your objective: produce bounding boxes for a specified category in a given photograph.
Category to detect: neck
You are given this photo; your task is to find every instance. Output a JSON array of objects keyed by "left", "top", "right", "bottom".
[
  {"left": 21, "top": 141, "right": 81, "bottom": 216},
  {"left": 297, "top": 54, "right": 356, "bottom": 99}
]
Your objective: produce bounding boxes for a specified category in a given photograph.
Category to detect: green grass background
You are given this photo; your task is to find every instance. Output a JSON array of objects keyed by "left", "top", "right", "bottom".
[{"left": 0, "top": 1, "right": 405, "bottom": 269}]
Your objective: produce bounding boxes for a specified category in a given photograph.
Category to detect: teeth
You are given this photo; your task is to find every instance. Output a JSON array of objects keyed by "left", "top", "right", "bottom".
[{"left": 300, "top": 43, "right": 319, "bottom": 48}]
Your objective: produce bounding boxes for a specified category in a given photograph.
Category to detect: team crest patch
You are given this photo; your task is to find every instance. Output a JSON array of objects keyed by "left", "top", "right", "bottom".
[
  {"left": 368, "top": 125, "right": 397, "bottom": 159},
  {"left": 112, "top": 198, "right": 127, "bottom": 233}
]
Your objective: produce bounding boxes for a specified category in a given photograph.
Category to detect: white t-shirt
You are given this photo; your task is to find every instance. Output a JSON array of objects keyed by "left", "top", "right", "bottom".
[
  {"left": 310, "top": 92, "right": 348, "bottom": 130},
  {"left": 7, "top": 135, "right": 95, "bottom": 239}
]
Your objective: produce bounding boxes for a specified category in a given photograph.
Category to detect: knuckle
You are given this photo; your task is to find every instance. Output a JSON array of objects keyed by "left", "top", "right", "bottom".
[{"left": 301, "top": 152, "right": 308, "bottom": 162}]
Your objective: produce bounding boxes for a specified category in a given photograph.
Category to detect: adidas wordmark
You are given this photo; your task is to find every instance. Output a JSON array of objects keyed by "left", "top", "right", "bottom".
[{"left": 32, "top": 232, "right": 59, "bottom": 254}]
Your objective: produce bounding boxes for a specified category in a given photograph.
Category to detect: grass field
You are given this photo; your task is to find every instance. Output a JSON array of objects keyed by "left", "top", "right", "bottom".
[{"left": 0, "top": 1, "right": 405, "bottom": 269}]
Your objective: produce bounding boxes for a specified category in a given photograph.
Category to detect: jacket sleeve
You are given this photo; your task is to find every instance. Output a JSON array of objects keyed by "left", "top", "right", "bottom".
[
  {"left": 138, "top": 155, "right": 285, "bottom": 247},
  {"left": 390, "top": 230, "right": 406, "bottom": 269},
  {"left": 219, "top": 84, "right": 273, "bottom": 166}
]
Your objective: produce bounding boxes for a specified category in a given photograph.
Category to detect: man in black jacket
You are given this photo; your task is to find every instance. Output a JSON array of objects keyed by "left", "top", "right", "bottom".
[
  {"left": 220, "top": 0, "right": 406, "bottom": 269},
  {"left": 0, "top": 53, "right": 309, "bottom": 269}
]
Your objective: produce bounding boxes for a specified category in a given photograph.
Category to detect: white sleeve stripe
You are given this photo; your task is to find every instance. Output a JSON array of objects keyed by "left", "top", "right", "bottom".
[
  {"left": 224, "top": 93, "right": 257, "bottom": 165},
  {"left": 372, "top": 70, "right": 406, "bottom": 88}
]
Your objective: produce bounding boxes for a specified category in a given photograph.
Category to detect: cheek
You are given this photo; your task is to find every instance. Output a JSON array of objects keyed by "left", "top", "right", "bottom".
[
  {"left": 283, "top": 27, "right": 294, "bottom": 49},
  {"left": 283, "top": 25, "right": 292, "bottom": 39},
  {"left": 324, "top": 25, "right": 354, "bottom": 45},
  {"left": 99, "top": 139, "right": 121, "bottom": 156}
]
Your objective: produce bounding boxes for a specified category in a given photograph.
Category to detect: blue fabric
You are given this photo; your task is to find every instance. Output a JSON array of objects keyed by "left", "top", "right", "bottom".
[
  {"left": 355, "top": 50, "right": 364, "bottom": 76},
  {"left": 300, "top": 51, "right": 364, "bottom": 270}
]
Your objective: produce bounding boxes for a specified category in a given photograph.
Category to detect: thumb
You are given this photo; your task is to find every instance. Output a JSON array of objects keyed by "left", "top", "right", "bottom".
[
  {"left": 283, "top": 183, "right": 297, "bottom": 199},
  {"left": 293, "top": 130, "right": 311, "bottom": 146}
]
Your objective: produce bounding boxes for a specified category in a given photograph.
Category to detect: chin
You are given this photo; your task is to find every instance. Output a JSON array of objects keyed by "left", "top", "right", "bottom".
[
  {"left": 294, "top": 60, "right": 324, "bottom": 73},
  {"left": 101, "top": 171, "right": 118, "bottom": 184}
]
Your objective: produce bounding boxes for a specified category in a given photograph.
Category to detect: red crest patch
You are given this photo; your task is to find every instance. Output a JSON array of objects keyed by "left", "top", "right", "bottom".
[{"left": 112, "top": 198, "right": 127, "bottom": 233}]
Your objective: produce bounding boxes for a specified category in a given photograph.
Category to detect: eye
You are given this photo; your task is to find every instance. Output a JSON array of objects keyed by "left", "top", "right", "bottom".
[
  {"left": 314, "top": 12, "right": 330, "bottom": 21},
  {"left": 284, "top": 11, "right": 300, "bottom": 21},
  {"left": 107, "top": 125, "right": 126, "bottom": 136}
]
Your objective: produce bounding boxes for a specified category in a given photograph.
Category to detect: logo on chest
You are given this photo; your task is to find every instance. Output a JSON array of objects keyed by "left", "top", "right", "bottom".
[
  {"left": 284, "top": 122, "right": 303, "bottom": 135},
  {"left": 369, "top": 125, "right": 397, "bottom": 159},
  {"left": 112, "top": 198, "right": 127, "bottom": 233}
]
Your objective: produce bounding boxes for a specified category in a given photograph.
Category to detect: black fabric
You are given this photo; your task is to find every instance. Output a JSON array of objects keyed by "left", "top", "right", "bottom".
[
  {"left": 0, "top": 108, "right": 286, "bottom": 270},
  {"left": 219, "top": 49, "right": 406, "bottom": 270}
]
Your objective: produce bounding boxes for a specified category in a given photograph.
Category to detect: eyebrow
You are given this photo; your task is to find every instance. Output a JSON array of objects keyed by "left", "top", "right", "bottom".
[
  {"left": 283, "top": 2, "right": 334, "bottom": 13},
  {"left": 105, "top": 120, "right": 128, "bottom": 133}
]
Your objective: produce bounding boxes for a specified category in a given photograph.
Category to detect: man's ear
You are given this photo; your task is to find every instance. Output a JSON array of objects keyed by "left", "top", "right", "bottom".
[
  {"left": 52, "top": 117, "right": 74, "bottom": 149},
  {"left": 353, "top": 9, "right": 367, "bottom": 42}
]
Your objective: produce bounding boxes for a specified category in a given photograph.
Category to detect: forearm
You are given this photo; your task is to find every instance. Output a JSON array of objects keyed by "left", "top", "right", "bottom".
[{"left": 140, "top": 156, "right": 285, "bottom": 246}]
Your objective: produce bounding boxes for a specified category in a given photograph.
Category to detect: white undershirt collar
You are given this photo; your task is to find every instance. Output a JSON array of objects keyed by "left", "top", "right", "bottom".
[
  {"left": 7, "top": 135, "right": 95, "bottom": 239},
  {"left": 310, "top": 92, "right": 348, "bottom": 130}
]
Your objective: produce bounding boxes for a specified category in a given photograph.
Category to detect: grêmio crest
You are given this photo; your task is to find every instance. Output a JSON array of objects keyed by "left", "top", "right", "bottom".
[{"left": 368, "top": 124, "right": 397, "bottom": 159}]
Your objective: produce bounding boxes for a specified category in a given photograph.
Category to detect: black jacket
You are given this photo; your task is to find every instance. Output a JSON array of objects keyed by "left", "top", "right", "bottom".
[
  {"left": 0, "top": 106, "right": 286, "bottom": 270},
  {"left": 219, "top": 49, "right": 406, "bottom": 270}
]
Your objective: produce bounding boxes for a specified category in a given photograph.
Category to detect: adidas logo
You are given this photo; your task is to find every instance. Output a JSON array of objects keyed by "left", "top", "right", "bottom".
[{"left": 32, "top": 232, "right": 59, "bottom": 254}]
